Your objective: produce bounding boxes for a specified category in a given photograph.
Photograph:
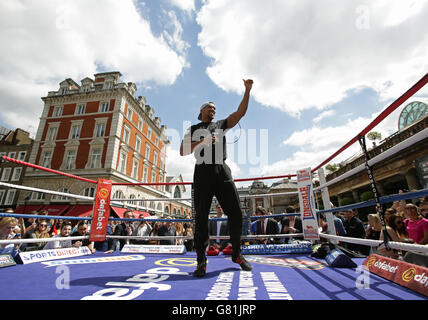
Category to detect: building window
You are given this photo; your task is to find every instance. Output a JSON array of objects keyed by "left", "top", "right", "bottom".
[
  {"left": 100, "top": 102, "right": 109, "bottom": 112},
  {"left": 76, "top": 104, "right": 86, "bottom": 115},
  {"left": 1, "top": 168, "right": 12, "bottom": 181},
  {"left": 89, "top": 148, "right": 102, "bottom": 169},
  {"left": 53, "top": 106, "right": 63, "bottom": 117},
  {"left": 4, "top": 190, "right": 16, "bottom": 205},
  {"left": 142, "top": 166, "right": 148, "bottom": 183},
  {"left": 113, "top": 190, "right": 125, "bottom": 200},
  {"left": 147, "top": 128, "right": 152, "bottom": 140},
  {"left": 160, "top": 158, "right": 165, "bottom": 171},
  {"left": 83, "top": 85, "right": 90, "bottom": 93},
  {"left": 135, "top": 135, "right": 141, "bottom": 153},
  {"left": 131, "top": 159, "right": 139, "bottom": 179},
  {"left": 8, "top": 152, "right": 16, "bottom": 159},
  {"left": 64, "top": 150, "right": 76, "bottom": 170},
  {"left": 52, "top": 188, "right": 70, "bottom": 201},
  {"left": 41, "top": 150, "right": 52, "bottom": 168},
  {"left": 159, "top": 174, "right": 164, "bottom": 192},
  {"left": 118, "top": 152, "right": 127, "bottom": 173},
  {"left": 18, "top": 151, "right": 26, "bottom": 161},
  {"left": 31, "top": 192, "right": 45, "bottom": 201},
  {"left": 11, "top": 167, "right": 22, "bottom": 181},
  {"left": 145, "top": 144, "right": 151, "bottom": 160},
  {"left": 82, "top": 187, "right": 95, "bottom": 198},
  {"left": 127, "top": 108, "right": 133, "bottom": 120},
  {"left": 174, "top": 186, "right": 181, "bottom": 199},
  {"left": 46, "top": 127, "right": 58, "bottom": 142},
  {"left": 60, "top": 88, "right": 67, "bottom": 95},
  {"left": 0, "top": 190, "right": 5, "bottom": 204},
  {"left": 137, "top": 118, "right": 143, "bottom": 131},
  {"left": 70, "top": 125, "right": 81, "bottom": 139},
  {"left": 123, "top": 125, "right": 130, "bottom": 144},
  {"left": 153, "top": 151, "right": 158, "bottom": 167},
  {"left": 104, "top": 81, "right": 114, "bottom": 90},
  {"left": 95, "top": 123, "right": 106, "bottom": 137},
  {"left": 151, "top": 170, "right": 156, "bottom": 184}
]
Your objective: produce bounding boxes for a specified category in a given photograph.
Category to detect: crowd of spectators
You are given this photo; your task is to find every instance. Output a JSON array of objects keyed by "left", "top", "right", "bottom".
[
  {"left": 0, "top": 208, "right": 195, "bottom": 257},
  {"left": 317, "top": 194, "right": 428, "bottom": 258}
]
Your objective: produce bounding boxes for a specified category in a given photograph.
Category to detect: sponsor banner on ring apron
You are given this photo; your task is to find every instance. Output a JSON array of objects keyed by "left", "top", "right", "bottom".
[{"left": 297, "top": 168, "right": 320, "bottom": 240}]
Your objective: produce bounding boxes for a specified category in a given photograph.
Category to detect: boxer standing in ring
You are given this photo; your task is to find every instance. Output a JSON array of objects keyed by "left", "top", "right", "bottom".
[{"left": 180, "top": 79, "right": 253, "bottom": 277}]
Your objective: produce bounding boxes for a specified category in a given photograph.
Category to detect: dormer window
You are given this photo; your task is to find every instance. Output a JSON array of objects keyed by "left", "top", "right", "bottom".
[
  {"left": 104, "top": 81, "right": 114, "bottom": 90},
  {"left": 60, "top": 87, "right": 67, "bottom": 95}
]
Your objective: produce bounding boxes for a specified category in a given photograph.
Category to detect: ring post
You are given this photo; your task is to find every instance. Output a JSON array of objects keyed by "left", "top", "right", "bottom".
[
  {"left": 297, "top": 168, "right": 320, "bottom": 241},
  {"left": 89, "top": 179, "right": 112, "bottom": 242},
  {"left": 318, "top": 168, "right": 337, "bottom": 243}
]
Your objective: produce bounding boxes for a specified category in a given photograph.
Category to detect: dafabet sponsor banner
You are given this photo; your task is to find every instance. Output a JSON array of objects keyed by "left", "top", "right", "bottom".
[{"left": 363, "top": 254, "right": 428, "bottom": 297}]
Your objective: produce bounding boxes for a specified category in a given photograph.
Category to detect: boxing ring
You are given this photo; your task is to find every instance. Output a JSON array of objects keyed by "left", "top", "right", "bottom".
[{"left": 0, "top": 73, "right": 428, "bottom": 302}]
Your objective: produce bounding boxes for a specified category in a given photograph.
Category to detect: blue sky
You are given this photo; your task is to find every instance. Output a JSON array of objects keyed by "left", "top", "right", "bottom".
[{"left": 0, "top": 0, "right": 427, "bottom": 190}]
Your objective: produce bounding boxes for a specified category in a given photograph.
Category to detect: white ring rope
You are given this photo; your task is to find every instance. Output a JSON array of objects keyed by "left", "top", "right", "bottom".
[
  {"left": 2, "top": 168, "right": 427, "bottom": 257},
  {"left": 0, "top": 235, "right": 89, "bottom": 245},
  {"left": 110, "top": 191, "right": 299, "bottom": 202},
  {"left": 107, "top": 233, "right": 304, "bottom": 241},
  {"left": 0, "top": 233, "right": 303, "bottom": 245},
  {"left": 319, "top": 233, "right": 428, "bottom": 254},
  {"left": 0, "top": 181, "right": 147, "bottom": 211},
  {"left": 0, "top": 181, "right": 92, "bottom": 201}
]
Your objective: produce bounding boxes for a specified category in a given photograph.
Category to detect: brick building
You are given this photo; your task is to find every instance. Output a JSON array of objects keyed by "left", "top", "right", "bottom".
[
  {"left": 0, "top": 128, "right": 34, "bottom": 210},
  {"left": 19, "top": 72, "right": 191, "bottom": 217}
]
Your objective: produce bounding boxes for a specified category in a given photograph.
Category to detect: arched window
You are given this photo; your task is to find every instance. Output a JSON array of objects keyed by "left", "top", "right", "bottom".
[
  {"left": 157, "top": 202, "right": 162, "bottom": 212},
  {"left": 128, "top": 194, "right": 136, "bottom": 207},
  {"left": 164, "top": 206, "right": 170, "bottom": 213},
  {"left": 174, "top": 186, "right": 181, "bottom": 199},
  {"left": 113, "top": 190, "right": 125, "bottom": 199}
]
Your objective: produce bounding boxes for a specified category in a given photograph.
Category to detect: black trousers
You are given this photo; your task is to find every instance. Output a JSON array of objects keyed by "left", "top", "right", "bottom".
[{"left": 193, "top": 163, "right": 243, "bottom": 263}]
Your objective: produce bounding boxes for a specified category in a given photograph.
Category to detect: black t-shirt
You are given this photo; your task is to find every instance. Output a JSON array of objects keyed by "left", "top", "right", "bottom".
[
  {"left": 158, "top": 225, "right": 177, "bottom": 245},
  {"left": 71, "top": 231, "right": 91, "bottom": 247},
  {"left": 185, "top": 119, "right": 228, "bottom": 165}
]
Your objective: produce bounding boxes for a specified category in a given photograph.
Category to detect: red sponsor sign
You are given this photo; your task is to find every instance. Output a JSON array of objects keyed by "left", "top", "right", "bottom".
[
  {"left": 363, "top": 254, "right": 428, "bottom": 297},
  {"left": 89, "top": 179, "right": 112, "bottom": 242}
]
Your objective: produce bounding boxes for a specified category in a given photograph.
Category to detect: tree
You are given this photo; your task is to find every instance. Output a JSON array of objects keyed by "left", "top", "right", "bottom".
[
  {"left": 367, "top": 131, "right": 382, "bottom": 142},
  {"left": 326, "top": 164, "right": 338, "bottom": 172}
]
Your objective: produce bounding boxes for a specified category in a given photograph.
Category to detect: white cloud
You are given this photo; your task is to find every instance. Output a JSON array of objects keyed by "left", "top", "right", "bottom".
[
  {"left": 165, "top": 147, "right": 195, "bottom": 182},
  {"left": 0, "top": 0, "right": 188, "bottom": 135},
  {"left": 161, "top": 10, "right": 191, "bottom": 67},
  {"left": 260, "top": 110, "right": 403, "bottom": 176},
  {"left": 196, "top": 0, "right": 428, "bottom": 116},
  {"left": 169, "top": 0, "right": 195, "bottom": 13},
  {"left": 313, "top": 110, "right": 335, "bottom": 124}
]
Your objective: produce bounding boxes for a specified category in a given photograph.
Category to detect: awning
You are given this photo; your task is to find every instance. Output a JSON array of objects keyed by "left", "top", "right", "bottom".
[
  {"left": 14, "top": 205, "right": 45, "bottom": 214},
  {"left": 110, "top": 206, "right": 127, "bottom": 218},
  {"left": 110, "top": 206, "right": 150, "bottom": 218},
  {"left": 40, "top": 205, "right": 70, "bottom": 216},
  {"left": 63, "top": 205, "right": 93, "bottom": 217},
  {"left": 134, "top": 210, "right": 151, "bottom": 218}
]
